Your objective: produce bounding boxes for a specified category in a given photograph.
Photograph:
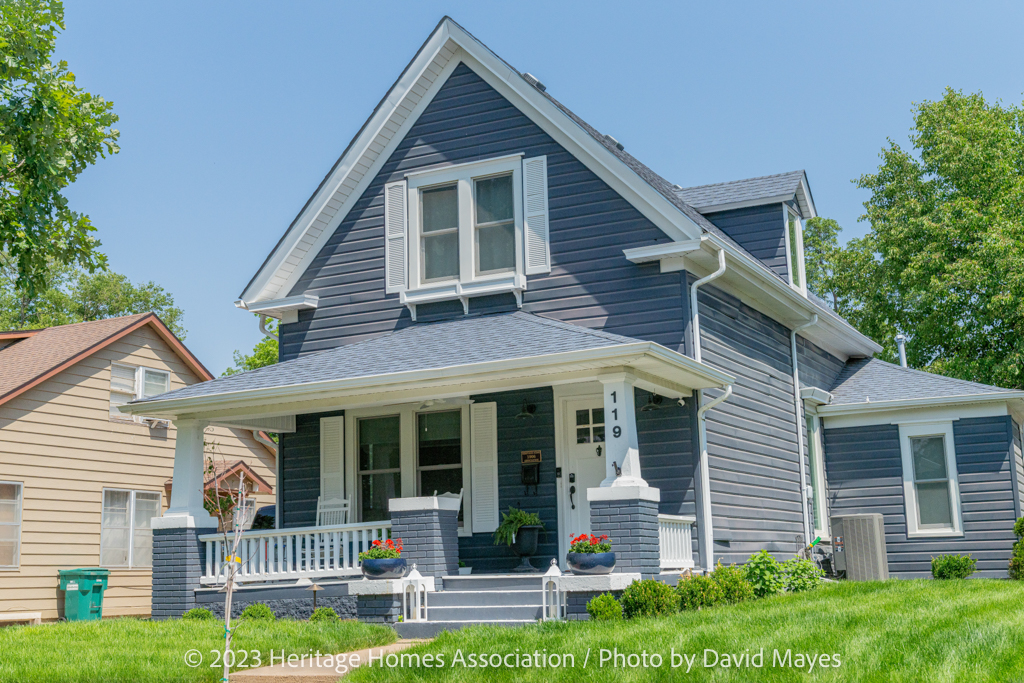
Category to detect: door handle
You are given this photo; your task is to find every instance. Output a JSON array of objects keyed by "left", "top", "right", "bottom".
[{"left": 569, "top": 485, "right": 576, "bottom": 510}]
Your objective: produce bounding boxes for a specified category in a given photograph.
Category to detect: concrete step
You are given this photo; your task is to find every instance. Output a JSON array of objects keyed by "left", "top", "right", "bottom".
[
  {"left": 395, "top": 620, "right": 536, "bottom": 639},
  {"left": 429, "top": 589, "right": 544, "bottom": 607},
  {"left": 441, "top": 574, "right": 545, "bottom": 591},
  {"left": 426, "top": 603, "right": 543, "bottom": 621}
]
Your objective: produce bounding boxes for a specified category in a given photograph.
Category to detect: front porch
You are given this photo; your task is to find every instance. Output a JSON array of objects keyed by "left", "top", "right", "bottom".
[{"left": 125, "top": 312, "right": 731, "bottom": 621}]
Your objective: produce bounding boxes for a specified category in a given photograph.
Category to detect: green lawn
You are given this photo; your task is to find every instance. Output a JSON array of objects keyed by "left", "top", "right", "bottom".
[
  {"left": 350, "top": 579, "right": 1024, "bottom": 683},
  {"left": 0, "top": 617, "right": 396, "bottom": 683}
]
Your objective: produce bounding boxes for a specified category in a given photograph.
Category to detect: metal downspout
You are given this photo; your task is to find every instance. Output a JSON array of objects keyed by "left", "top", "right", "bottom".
[
  {"left": 690, "top": 247, "right": 728, "bottom": 570},
  {"left": 790, "top": 314, "right": 818, "bottom": 547}
]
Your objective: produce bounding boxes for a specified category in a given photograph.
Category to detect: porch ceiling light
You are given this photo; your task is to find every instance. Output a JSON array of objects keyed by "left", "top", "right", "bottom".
[
  {"left": 515, "top": 400, "right": 537, "bottom": 419},
  {"left": 640, "top": 394, "right": 665, "bottom": 412}
]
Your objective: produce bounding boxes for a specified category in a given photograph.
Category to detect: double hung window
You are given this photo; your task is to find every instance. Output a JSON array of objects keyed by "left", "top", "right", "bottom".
[
  {"left": 899, "top": 422, "right": 963, "bottom": 537},
  {"left": 100, "top": 489, "right": 161, "bottom": 568}
]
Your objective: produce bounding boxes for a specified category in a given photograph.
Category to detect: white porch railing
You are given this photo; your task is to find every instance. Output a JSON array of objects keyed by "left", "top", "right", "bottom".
[
  {"left": 658, "top": 514, "right": 696, "bottom": 570},
  {"left": 199, "top": 520, "right": 392, "bottom": 585}
]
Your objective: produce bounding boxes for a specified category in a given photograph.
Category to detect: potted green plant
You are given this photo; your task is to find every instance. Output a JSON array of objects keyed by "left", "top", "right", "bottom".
[
  {"left": 358, "top": 538, "right": 406, "bottom": 579},
  {"left": 566, "top": 533, "right": 615, "bottom": 574},
  {"left": 493, "top": 507, "right": 544, "bottom": 572},
  {"left": 458, "top": 560, "right": 472, "bottom": 575}
]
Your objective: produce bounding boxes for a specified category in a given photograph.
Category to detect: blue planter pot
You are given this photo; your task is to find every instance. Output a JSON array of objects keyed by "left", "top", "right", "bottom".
[
  {"left": 361, "top": 557, "right": 407, "bottom": 580},
  {"left": 567, "top": 552, "right": 616, "bottom": 575}
]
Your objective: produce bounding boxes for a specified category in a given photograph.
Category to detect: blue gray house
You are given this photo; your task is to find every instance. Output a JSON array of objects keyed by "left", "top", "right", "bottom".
[{"left": 129, "top": 18, "right": 1024, "bottom": 626}]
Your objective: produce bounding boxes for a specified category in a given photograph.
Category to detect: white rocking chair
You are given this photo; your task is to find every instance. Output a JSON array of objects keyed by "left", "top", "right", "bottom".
[{"left": 316, "top": 497, "right": 351, "bottom": 526}]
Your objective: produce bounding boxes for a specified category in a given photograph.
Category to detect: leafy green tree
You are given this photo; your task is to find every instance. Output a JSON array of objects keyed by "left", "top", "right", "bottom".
[
  {"left": 223, "top": 317, "right": 278, "bottom": 375},
  {"left": 0, "top": 0, "right": 119, "bottom": 297},
  {"left": 0, "top": 257, "right": 186, "bottom": 337},
  {"left": 812, "top": 89, "right": 1024, "bottom": 389}
]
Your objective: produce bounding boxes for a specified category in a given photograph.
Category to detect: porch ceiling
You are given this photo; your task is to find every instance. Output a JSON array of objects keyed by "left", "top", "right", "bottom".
[{"left": 120, "top": 312, "right": 733, "bottom": 421}]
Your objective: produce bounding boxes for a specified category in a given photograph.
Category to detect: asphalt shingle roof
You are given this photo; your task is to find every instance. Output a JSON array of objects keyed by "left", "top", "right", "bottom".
[
  {"left": 829, "top": 357, "right": 1014, "bottom": 405},
  {"left": 673, "top": 171, "right": 807, "bottom": 210},
  {"left": 132, "top": 312, "right": 644, "bottom": 405}
]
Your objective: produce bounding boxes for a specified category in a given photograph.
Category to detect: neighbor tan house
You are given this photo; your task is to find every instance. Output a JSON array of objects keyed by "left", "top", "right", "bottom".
[{"left": 0, "top": 313, "right": 276, "bottom": 621}]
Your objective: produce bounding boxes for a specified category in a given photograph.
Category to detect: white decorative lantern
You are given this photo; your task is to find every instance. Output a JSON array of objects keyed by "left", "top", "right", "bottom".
[
  {"left": 401, "top": 563, "right": 429, "bottom": 622},
  {"left": 541, "top": 558, "right": 563, "bottom": 621}
]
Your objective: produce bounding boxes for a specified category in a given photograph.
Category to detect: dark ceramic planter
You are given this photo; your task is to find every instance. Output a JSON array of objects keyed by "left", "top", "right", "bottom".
[
  {"left": 361, "top": 557, "right": 407, "bottom": 580},
  {"left": 567, "top": 551, "right": 616, "bottom": 575},
  {"left": 510, "top": 525, "right": 542, "bottom": 572}
]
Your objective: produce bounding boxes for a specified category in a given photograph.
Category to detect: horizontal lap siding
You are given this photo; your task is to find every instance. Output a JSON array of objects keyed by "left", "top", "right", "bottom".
[
  {"left": 1012, "top": 419, "right": 1023, "bottom": 519},
  {"left": 280, "top": 62, "right": 685, "bottom": 360},
  {"left": 702, "top": 205, "right": 788, "bottom": 282},
  {"left": 279, "top": 411, "right": 344, "bottom": 528},
  {"left": 461, "top": 388, "right": 556, "bottom": 573},
  {"left": 823, "top": 417, "right": 1018, "bottom": 578},
  {"left": 698, "top": 285, "right": 803, "bottom": 564}
]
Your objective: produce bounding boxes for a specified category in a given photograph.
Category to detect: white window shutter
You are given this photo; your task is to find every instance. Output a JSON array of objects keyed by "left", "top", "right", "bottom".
[
  {"left": 320, "top": 416, "right": 345, "bottom": 500},
  {"left": 384, "top": 180, "right": 408, "bottom": 293},
  {"left": 470, "top": 402, "right": 500, "bottom": 533},
  {"left": 522, "top": 156, "right": 551, "bottom": 275}
]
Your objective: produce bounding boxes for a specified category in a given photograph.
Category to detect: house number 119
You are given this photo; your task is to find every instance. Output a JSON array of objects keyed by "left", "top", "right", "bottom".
[{"left": 610, "top": 391, "right": 621, "bottom": 438}]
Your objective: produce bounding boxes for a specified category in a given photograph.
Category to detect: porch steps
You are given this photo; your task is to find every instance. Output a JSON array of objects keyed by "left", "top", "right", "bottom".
[{"left": 393, "top": 574, "right": 546, "bottom": 639}]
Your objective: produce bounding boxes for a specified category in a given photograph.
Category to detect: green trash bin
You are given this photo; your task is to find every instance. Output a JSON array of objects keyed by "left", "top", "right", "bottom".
[{"left": 58, "top": 568, "right": 110, "bottom": 621}]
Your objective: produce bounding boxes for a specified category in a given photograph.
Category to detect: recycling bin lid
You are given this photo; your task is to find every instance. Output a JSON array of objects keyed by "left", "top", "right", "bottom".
[{"left": 59, "top": 568, "right": 110, "bottom": 577}]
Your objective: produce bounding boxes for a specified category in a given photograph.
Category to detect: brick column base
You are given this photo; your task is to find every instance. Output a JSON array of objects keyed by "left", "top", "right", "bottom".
[
  {"left": 388, "top": 497, "right": 460, "bottom": 578},
  {"left": 152, "top": 526, "right": 214, "bottom": 620},
  {"left": 587, "top": 486, "right": 661, "bottom": 579}
]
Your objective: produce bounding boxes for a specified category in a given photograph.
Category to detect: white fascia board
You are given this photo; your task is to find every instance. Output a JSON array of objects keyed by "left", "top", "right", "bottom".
[
  {"left": 241, "top": 19, "right": 705, "bottom": 305},
  {"left": 818, "top": 393, "right": 1024, "bottom": 429},
  {"left": 800, "top": 386, "right": 833, "bottom": 406},
  {"left": 235, "top": 294, "right": 319, "bottom": 320},
  {"left": 120, "top": 342, "right": 734, "bottom": 419},
  {"left": 623, "top": 238, "right": 703, "bottom": 263},
  {"left": 796, "top": 175, "right": 817, "bottom": 219}
]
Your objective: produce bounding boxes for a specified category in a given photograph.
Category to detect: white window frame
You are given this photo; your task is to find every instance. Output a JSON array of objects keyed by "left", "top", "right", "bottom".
[
  {"left": 406, "top": 154, "right": 525, "bottom": 299},
  {"left": 99, "top": 488, "right": 163, "bottom": 569},
  {"left": 109, "top": 363, "right": 171, "bottom": 424},
  {"left": 806, "top": 413, "right": 830, "bottom": 540},
  {"left": 782, "top": 206, "right": 807, "bottom": 295},
  {"left": 0, "top": 481, "right": 23, "bottom": 570},
  {"left": 345, "top": 403, "right": 473, "bottom": 536},
  {"left": 898, "top": 421, "right": 963, "bottom": 538}
]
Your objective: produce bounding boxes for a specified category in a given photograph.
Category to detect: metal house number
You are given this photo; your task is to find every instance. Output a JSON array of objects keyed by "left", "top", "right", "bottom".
[{"left": 610, "top": 391, "right": 622, "bottom": 439}]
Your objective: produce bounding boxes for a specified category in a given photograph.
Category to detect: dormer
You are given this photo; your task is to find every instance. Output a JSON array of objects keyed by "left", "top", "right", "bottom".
[{"left": 673, "top": 171, "right": 814, "bottom": 295}]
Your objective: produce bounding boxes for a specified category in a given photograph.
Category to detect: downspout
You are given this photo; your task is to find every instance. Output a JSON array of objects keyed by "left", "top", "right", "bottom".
[
  {"left": 690, "top": 246, "right": 728, "bottom": 570},
  {"left": 790, "top": 314, "right": 818, "bottom": 547},
  {"left": 259, "top": 315, "right": 278, "bottom": 340}
]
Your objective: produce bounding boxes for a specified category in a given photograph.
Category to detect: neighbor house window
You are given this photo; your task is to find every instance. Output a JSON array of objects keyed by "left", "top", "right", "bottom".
[
  {"left": 417, "top": 410, "right": 463, "bottom": 522},
  {"left": 407, "top": 155, "right": 523, "bottom": 289},
  {"left": 357, "top": 416, "right": 401, "bottom": 522},
  {"left": 899, "top": 422, "right": 962, "bottom": 537},
  {"left": 109, "top": 364, "right": 170, "bottom": 420},
  {"left": 100, "top": 489, "right": 161, "bottom": 568},
  {"left": 0, "top": 482, "right": 22, "bottom": 569}
]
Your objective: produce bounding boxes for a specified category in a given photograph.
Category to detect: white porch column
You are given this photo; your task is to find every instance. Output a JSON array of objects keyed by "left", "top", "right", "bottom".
[
  {"left": 599, "top": 373, "right": 647, "bottom": 488},
  {"left": 154, "top": 419, "right": 217, "bottom": 529}
]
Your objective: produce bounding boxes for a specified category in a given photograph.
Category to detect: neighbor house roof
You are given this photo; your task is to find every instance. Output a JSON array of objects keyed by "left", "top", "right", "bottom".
[
  {"left": 828, "top": 358, "right": 1022, "bottom": 406},
  {"left": 124, "top": 311, "right": 734, "bottom": 416},
  {"left": 165, "top": 459, "right": 273, "bottom": 496},
  {"left": 0, "top": 313, "right": 212, "bottom": 407},
  {"left": 673, "top": 171, "right": 814, "bottom": 216}
]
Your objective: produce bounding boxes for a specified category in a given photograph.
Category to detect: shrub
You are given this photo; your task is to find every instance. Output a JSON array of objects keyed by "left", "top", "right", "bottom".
[
  {"left": 569, "top": 533, "right": 611, "bottom": 554},
  {"left": 676, "top": 573, "right": 723, "bottom": 611},
  {"left": 744, "top": 550, "right": 785, "bottom": 598},
  {"left": 1011, "top": 517, "right": 1024, "bottom": 581},
  {"left": 585, "top": 593, "right": 623, "bottom": 621},
  {"left": 782, "top": 558, "right": 824, "bottom": 592},
  {"left": 358, "top": 538, "right": 403, "bottom": 561},
  {"left": 309, "top": 607, "right": 339, "bottom": 623},
  {"left": 931, "top": 554, "right": 977, "bottom": 580},
  {"left": 710, "top": 562, "right": 754, "bottom": 604},
  {"left": 620, "top": 579, "right": 678, "bottom": 618},
  {"left": 182, "top": 607, "right": 214, "bottom": 620},
  {"left": 239, "top": 603, "right": 276, "bottom": 621}
]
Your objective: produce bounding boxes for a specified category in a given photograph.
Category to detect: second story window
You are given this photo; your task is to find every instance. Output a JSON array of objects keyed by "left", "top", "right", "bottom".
[
  {"left": 784, "top": 208, "right": 807, "bottom": 294},
  {"left": 109, "top": 363, "right": 170, "bottom": 421},
  {"left": 421, "top": 184, "right": 460, "bottom": 282},
  {"left": 474, "top": 174, "right": 515, "bottom": 275}
]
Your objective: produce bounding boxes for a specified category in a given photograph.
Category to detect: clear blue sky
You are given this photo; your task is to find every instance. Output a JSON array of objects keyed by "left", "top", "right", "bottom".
[{"left": 56, "top": 1, "right": 1024, "bottom": 374}]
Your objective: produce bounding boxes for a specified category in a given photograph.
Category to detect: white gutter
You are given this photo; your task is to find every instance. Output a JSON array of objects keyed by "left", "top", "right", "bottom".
[
  {"left": 790, "top": 314, "right": 818, "bottom": 547},
  {"left": 251, "top": 430, "right": 278, "bottom": 457},
  {"left": 697, "top": 385, "right": 732, "bottom": 570}
]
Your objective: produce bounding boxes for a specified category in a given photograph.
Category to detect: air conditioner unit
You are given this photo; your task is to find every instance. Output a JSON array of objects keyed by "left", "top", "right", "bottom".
[{"left": 830, "top": 513, "right": 889, "bottom": 581}]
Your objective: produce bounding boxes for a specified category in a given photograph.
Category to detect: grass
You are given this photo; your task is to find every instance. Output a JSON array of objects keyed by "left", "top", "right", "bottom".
[
  {"left": 349, "top": 579, "right": 1024, "bottom": 683},
  {"left": 0, "top": 616, "right": 396, "bottom": 683}
]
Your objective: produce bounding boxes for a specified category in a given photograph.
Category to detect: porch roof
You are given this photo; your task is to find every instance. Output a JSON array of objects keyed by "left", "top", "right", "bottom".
[{"left": 121, "top": 312, "right": 733, "bottom": 421}]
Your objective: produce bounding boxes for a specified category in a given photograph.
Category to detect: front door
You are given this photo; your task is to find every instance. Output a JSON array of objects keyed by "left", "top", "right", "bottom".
[{"left": 563, "top": 398, "right": 607, "bottom": 539}]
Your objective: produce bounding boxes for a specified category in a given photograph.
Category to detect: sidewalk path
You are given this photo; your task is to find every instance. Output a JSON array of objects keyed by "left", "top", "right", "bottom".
[{"left": 231, "top": 639, "right": 429, "bottom": 683}]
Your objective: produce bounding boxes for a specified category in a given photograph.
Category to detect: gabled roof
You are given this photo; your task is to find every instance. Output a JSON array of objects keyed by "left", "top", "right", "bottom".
[
  {"left": 165, "top": 459, "right": 273, "bottom": 494},
  {"left": 124, "top": 311, "right": 734, "bottom": 416},
  {"left": 673, "top": 170, "right": 816, "bottom": 217},
  {"left": 828, "top": 357, "right": 1021, "bottom": 406},
  {"left": 0, "top": 313, "right": 211, "bottom": 407}
]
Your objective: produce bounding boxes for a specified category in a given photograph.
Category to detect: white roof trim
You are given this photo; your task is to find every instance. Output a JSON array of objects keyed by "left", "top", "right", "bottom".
[
  {"left": 818, "top": 391, "right": 1024, "bottom": 416},
  {"left": 234, "top": 294, "right": 318, "bottom": 320},
  {"left": 239, "top": 17, "right": 703, "bottom": 305}
]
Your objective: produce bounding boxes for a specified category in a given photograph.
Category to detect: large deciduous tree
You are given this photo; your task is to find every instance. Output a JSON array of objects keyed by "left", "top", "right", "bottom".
[
  {"left": 807, "top": 88, "right": 1024, "bottom": 389},
  {"left": 0, "top": 0, "right": 119, "bottom": 297}
]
